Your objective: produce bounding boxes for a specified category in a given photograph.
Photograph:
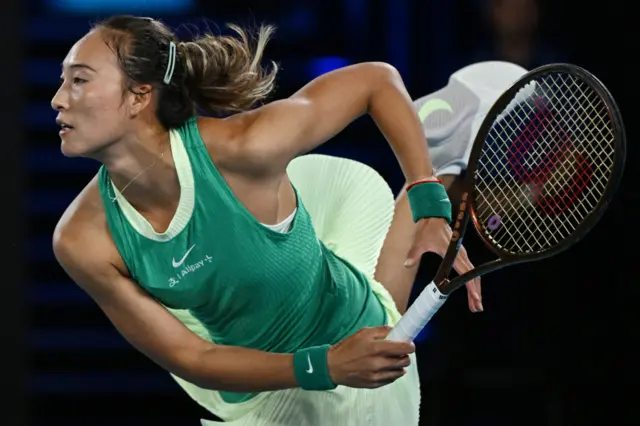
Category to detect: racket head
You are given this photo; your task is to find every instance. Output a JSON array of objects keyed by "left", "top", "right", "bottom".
[
  {"left": 437, "top": 63, "right": 626, "bottom": 293},
  {"left": 469, "top": 63, "right": 625, "bottom": 261}
]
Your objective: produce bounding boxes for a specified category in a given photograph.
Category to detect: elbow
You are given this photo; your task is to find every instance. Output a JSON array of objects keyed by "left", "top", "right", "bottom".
[
  {"left": 366, "top": 61, "right": 400, "bottom": 74},
  {"left": 363, "top": 61, "right": 403, "bottom": 86},
  {"left": 170, "top": 344, "right": 221, "bottom": 391},
  {"left": 359, "top": 62, "right": 404, "bottom": 112},
  {"left": 349, "top": 61, "right": 402, "bottom": 92}
]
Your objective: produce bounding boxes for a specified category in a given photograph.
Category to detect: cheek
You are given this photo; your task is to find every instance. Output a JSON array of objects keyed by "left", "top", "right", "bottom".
[
  {"left": 72, "top": 86, "right": 127, "bottom": 144},
  {"left": 83, "top": 86, "right": 127, "bottom": 123}
]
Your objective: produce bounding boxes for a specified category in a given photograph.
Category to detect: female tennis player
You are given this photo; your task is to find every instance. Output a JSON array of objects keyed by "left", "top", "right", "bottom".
[{"left": 51, "top": 15, "right": 482, "bottom": 425}]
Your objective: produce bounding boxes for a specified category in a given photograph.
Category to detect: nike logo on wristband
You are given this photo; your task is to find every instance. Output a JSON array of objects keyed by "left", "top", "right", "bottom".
[{"left": 306, "top": 354, "right": 314, "bottom": 374}]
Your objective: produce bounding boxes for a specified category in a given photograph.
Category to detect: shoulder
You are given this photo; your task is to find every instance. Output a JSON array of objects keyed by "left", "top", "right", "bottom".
[
  {"left": 195, "top": 115, "right": 247, "bottom": 159},
  {"left": 193, "top": 111, "right": 281, "bottom": 177},
  {"left": 53, "top": 175, "right": 128, "bottom": 280}
]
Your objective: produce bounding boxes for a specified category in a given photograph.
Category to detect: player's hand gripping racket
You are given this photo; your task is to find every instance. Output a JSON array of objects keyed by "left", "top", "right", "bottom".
[{"left": 387, "top": 63, "right": 626, "bottom": 342}]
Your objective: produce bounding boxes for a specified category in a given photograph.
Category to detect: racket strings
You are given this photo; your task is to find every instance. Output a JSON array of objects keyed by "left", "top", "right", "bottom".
[{"left": 473, "top": 71, "right": 616, "bottom": 254}]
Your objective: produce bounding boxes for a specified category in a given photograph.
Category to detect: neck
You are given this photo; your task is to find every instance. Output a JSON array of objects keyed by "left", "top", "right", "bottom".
[{"left": 98, "top": 122, "right": 179, "bottom": 212}]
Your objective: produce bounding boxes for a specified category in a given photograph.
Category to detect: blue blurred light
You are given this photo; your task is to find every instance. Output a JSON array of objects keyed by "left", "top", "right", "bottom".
[
  {"left": 345, "top": 0, "right": 367, "bottom": 51},
  {"left": 47, "top": 0, "right": 194, "bottom": 13},
  {"left": 308, "top": 57, "right": 351, "bottom": 79},
  {"left": 386, "top": 0, "right": 409, "bottom": 79},
  {"left": 281, "top": 7, "right": 316, "bottom": 37}
]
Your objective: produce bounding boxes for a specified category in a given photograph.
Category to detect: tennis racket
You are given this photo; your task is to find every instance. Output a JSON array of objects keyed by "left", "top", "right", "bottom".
[{"left": 387, "top": 63, "right": 626, "bottom": 342}]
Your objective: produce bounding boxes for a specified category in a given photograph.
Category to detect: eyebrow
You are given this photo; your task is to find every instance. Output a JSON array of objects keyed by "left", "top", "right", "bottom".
[{"left": 62, "top": 63, "right": 97, "bottom": 73}]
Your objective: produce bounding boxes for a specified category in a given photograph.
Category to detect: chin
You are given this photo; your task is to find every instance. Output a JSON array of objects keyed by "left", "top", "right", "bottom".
[
  {"left": 59, "top": 137, "right": 98, "bottom": 159},
  {"left": 59, "top": 140, "right": 84, "bottom": 158}
]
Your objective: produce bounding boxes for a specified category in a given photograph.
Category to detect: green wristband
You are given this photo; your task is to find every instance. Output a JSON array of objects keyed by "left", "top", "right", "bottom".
[
  {"left": 293, "top": 345, "right": 336, "bottom": 391},
  {"left": 407, "top": 182, "right": 452, "bottom": 223}
]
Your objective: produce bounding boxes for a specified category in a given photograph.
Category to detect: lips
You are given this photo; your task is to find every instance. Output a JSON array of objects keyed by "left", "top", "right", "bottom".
[{"left": 56, "top": 118, "right": 74, "bottom": 135}]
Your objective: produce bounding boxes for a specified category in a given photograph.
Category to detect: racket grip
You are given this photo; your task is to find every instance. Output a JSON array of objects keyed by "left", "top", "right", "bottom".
[{"left": 386, "top": 281, "right": 448, "bottom": 342}]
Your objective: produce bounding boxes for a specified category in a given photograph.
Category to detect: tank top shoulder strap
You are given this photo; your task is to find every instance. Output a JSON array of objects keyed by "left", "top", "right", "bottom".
[
  {"left": 176, "top": 116, "right": 207, "bottom": 151},
  {"left": 96, "top": 165, "right": 141, "bottom": 279},
  {"left": 174, "top": 116, "right": 231, "bottom": 190},
  {"left": 97, "top": 165, "right": 120, "bottom": 232}
]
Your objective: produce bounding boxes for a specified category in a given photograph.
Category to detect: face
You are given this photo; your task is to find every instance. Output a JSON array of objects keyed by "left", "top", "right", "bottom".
[{"left": 51, "top": 30, "right": 145, "bottom": 158}]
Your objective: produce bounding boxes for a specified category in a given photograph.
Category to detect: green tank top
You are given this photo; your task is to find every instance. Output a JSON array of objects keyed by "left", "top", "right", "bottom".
[{"left": 97, "top": 117, "right": 386, "bottom": 402}]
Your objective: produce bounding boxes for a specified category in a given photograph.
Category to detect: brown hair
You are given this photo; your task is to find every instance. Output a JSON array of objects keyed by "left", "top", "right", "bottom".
[{"left": 95, "top": 15, "right": 278, "bottom": 129}]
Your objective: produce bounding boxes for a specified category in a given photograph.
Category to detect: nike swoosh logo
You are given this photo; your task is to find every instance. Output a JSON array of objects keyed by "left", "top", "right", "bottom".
[
  {"left": 306, "top": 354, "right": 313, "bottom": 374},
  {"left": 418, "top": 98, "right": 454, "bottom": 121},
  {"left": 172, "top": 244, "right": 196, "bottom": 268}
]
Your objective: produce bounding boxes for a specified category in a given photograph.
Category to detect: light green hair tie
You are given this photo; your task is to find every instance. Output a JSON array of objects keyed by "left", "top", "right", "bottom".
[{"left": 163, "top": 41, "right": 177, "bottom": 84}]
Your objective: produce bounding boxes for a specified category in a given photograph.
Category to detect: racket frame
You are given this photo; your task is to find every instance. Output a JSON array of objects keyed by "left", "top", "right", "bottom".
[{"left": 434, "top": 63, "right": 626, "bottom": 296}]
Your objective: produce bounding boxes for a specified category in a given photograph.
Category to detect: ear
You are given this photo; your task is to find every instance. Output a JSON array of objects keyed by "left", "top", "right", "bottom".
[{"left": 127, "top": 84, "right": 154, "bottom": 116}]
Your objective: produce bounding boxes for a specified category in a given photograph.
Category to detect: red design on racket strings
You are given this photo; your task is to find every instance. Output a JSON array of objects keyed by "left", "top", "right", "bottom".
[{"left": 506, "top": 95, "right": 593, "bottom": 215}]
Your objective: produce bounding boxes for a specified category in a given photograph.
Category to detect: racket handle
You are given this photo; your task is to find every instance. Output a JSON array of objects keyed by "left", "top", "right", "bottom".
[{"left": 386, "top": 281, "right": 448, "bottom": 342}]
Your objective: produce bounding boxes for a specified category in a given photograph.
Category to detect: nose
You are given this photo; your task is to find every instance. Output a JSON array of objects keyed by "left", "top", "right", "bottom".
[{"left": 51, "top": 85, "right": 69, "bottom": 111}]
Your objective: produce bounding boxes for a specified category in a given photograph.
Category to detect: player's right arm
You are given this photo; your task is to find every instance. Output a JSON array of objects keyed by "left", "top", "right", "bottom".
[
  {"left": 52, "top": 211, "right": 306, "bottom": 392},
  {"left": 51, "top": 184, "right": 415, "bottom": 392}
]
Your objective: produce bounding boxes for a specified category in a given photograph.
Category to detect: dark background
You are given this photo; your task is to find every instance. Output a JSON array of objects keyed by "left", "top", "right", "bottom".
[{"left": 5, "top": 0, "right": 637, "bottom": 424}]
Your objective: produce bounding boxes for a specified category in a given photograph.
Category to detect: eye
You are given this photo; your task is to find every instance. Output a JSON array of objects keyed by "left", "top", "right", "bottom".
[{"left": 73, "top": 77, "right": 87, "bottom": 84}]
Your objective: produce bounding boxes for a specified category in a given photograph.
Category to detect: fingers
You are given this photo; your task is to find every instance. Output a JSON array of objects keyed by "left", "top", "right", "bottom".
[
  {"left": 378, "top": 354, "right": 412, "bottom": 371},
  {"left": 367, "top": 369, "right": 407, "bottom": 388},
  {"left": 354, "top": 326, "right": 416, "bottom": 353},
  {"left": 466, "top": 281, "right": 483, "bottom": 312},
  {"left": 452, "top": 245, "right": 483, "bottom": 313},
  {"left": 405, "top": 218, "right": 452, "bottom": 267},
  {"left": 342, "top": 327, "right": 415, "bottom": 389},
  {"left": 472, "top": 277, "right": 482, "bottom": 311},
  {"left": 464, "top": 274, "right": 482, "bottom": 312},
  {"left": 366, "top": 355, "right": 411, "bottom": 388},
  {"left": 451, "top": 245, "right": 475, "bottom": 295},
  {"left": 372, "top": 339, "right": 416, "bottom": 356},
  {"left": 361, "top": 325, "right": 393, "bottom": 340}
]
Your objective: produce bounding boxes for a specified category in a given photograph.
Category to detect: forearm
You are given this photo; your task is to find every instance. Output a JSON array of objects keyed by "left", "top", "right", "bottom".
[
  {"left": 185, "top": 344, "right": 299, "bottom": 392},
  {"left": 368, "top": 66, "right": 435, "bottom": 183}
]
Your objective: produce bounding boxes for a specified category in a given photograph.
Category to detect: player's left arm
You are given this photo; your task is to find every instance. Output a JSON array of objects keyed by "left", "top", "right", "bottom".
[{"left": 237, "top": 62, "right": 436, "bottom": 183}]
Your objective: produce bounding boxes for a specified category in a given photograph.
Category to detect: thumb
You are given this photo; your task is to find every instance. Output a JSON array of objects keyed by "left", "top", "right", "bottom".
[{"left": 404, "top": 242, "right": 424, "bottom": 268}]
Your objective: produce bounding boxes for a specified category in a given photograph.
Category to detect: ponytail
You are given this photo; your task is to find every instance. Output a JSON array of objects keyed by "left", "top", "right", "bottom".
[{"left": 178, "top": 24, "right": 278, "bottom": 115}]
